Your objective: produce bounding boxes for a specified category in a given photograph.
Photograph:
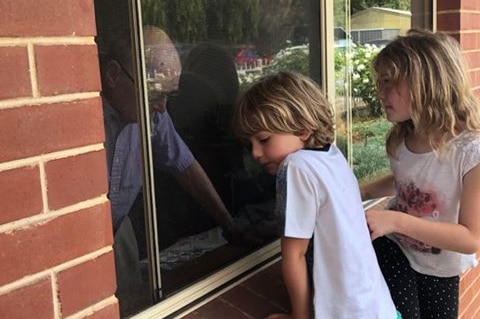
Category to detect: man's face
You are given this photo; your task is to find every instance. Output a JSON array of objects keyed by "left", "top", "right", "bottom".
[
  {"left": 144, "top": 28, "right": 181, "bottom": 113},
  {"left": 105, "top": 58, "right": 139, "bottom": 123},
  {"left": 105, "top": 27, "right": 181, "bottom": 123}
]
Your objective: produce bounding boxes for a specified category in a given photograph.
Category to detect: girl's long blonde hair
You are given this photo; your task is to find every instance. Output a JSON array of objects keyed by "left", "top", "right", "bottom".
[{"left": 372, "top": 29, "right": 480, "bottom": 156}]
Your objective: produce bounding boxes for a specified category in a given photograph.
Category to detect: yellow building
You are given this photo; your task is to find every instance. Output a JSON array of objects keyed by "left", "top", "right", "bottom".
[
  {"left": 352, "top": 6, "right": 411, "bottom": 33},
  {"left": 351, "top": 7, "right": 411, "bottom": 44}
]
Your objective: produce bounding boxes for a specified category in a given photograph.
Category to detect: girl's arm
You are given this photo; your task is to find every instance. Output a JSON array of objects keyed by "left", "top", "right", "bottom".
[
  {"left": 266, "top": 236, "right": 311, "bottom": 319},
  {"left": 360, "top": 174, "right": 396, "bottom": 201},
  {"left": 367, "top": 165, "right": 480, "bottom": 254}
]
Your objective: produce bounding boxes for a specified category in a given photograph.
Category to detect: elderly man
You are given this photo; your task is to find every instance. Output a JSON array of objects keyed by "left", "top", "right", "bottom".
[
  {"left": 101, "top": 25, "right": 243, "bottom": 241},
  {"left": 96, "top": 18, "right": 254, "bottom": 312}
]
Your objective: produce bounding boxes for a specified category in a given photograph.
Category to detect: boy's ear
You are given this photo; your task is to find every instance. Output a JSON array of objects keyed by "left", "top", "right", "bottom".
[{"left": 299, "top": 131, "right": 312, "bottom": 141}]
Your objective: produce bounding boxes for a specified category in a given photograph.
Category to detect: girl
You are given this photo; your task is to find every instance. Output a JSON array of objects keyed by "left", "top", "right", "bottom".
[{"left": 361, "top": 29, "right": 480, "bottom": 319}]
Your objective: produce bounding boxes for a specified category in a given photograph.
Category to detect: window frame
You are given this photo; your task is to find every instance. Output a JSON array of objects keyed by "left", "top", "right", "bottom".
[{"left": 124, "top": 0, "right": 434, "bottom": 318}]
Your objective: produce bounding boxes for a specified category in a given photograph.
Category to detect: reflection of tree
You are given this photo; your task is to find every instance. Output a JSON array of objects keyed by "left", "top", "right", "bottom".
[
  {"left": 256, "top": 0, "right": 309, "bottom": 54},
  {"left": 205, "top": 0, "right": 259, "bottom": 43},
  {"left": 141, "top": 0, "right": 260, "bottom": 44},
  {"left": 142, "top": 0, "right": 410, "bottom": 44},
  {"left": 141, "top": 0, "right": 310, "bottom": 55}
]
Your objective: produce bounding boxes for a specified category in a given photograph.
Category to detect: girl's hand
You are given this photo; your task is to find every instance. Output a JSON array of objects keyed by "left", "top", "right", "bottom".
[
  {"left": 265, "top": 313, "right": 293, "bottom": 319},
  {"left": 365, "top": 209, "right": 399, "bottom": 240}
]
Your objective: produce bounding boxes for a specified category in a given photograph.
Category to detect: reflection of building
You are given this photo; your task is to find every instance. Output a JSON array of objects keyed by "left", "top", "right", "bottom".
[
  {"left": 352, "top": 7, "right": 411, "bottom": 34},
  {"left": 351, "top": 7, "right": 411, "bottom": 44},
  {"left": 1, "top": 2, "right": 480, "bottom": 319}
]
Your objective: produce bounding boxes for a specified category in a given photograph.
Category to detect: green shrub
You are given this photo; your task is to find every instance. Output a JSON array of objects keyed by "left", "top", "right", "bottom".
[
  {"left": 350, "top": 44, "right": 383, "bottom": 118},
  {"left": 352, "top": 139, "right": 390, "bottom": 183},
  {"left": 236, "top": 42, "right": 391, "bottom": 183},
  {"left": 268, "top": 45, "right": 309, "bottom": 76},
  {"left": 337, "top": 119, "right": 391, "bottom": 183},
  {"left": 335, "top": 43, "right": 383, "bottom": 119}
]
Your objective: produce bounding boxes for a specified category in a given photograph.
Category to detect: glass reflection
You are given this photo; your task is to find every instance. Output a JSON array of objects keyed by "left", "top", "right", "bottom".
[
  {"left": 96, "top": 0, "right": 315, "bottom": 317},
  {"left": 333, "top": 2, "right": 410, "bottom": 184},
  {"left": 140, "top": 0, "right": 316, "bottom": 299}
]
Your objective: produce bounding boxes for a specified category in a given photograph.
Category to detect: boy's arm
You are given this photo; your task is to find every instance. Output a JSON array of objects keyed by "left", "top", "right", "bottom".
[
  {"left": 360, "top": 173, "right": 395, "bottom": 200},
  {"left": 277, "top": 236, "right": 311, "bottom": 319}
]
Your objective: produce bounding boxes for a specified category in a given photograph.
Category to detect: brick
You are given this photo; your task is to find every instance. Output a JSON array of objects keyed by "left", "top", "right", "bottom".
[
  {"left": 472, "top": 303, "right": 480, "bottom": 319},
  {"left": 35, "top": 44, "right": 101, "bottom": 96},
  {"left": 0, "top": 46, "right": 31, "bottom": 100},
  {"left": 437, "top": 12, "right": 460, "bottom": 31},
  {"left": 0, "top": 0, "right": 96, "bottom": 37},
  {"left": 222, "top": 284, "right": 285, "bottom": 319},
  {"left": 241, "top": 271, "right": 289, "bottom": 311},
  {"left": 474, "top": 89, "right": 480, "bottom": 101},
  {"left": 469, "top": 69, "right": 480, "bottom": 90},
  {"left": 461, "top": 12, "right": 480, "bottom": 30},
  {"left": 45, "top": 150, "right": 108, "bottom": 210},
  {"left": 459, "top": 32, "right": 480, "bottom": 51},
  {"left": 459, "top": 267, "right": 480, "bottom": 318},
  {"left": 459, "top": 0, "right": 480, "bottom": 11},
  {"left": 436, "top": 0, "right": 461, "bottom": 11},
  {"left": 186, "top": 299, "right": 248, "bottom": 319},
  {"left": 180, "top": 310, "right": 205, "bottom": 319},
  {"left": 464, "top": 51, "right": 480, "bottom": 71},
  {"left": 461, "top": 284, "right": 475, "bottom": 306},
  {"left": 462, "top": 267, "right": 480, "bottom": 289},
  {"left": 82, "top": 303, "right": 120, "bottom": 319},
  {"left": 0, "top": 278, "right": 54, "bottom": 319},
  {"left": 57, "top": 252, "right": 116, "bottom": 317},
  {"left": 0, "top": 165, "right": 42, "bottom": 225},
  {"left": 0, "top": 98, "right": 105, "bottom": 163},
  {"left": 0, "top": 203, "right": 113, "bottom": 286},
  {"left": 461, "top": 290, "right": 480, "bottom": 319}
]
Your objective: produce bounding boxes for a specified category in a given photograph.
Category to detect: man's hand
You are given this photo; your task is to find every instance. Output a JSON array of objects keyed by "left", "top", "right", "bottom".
[{"left": 222, "top": 224, "right": 263, "bottom": 247}]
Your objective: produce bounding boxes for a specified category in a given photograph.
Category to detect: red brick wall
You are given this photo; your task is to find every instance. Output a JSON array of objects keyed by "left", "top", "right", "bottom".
[
  {"left": 0, "top": 1, "right": 119, "bottom": 318},
  {"left": 438, "top": 0, "right": 480, "bottom": 97},
  {"left": 437, "top": 1, "right": 480, "bottom": 318},
  {"left": 1, "top": 1, "right": 479, "bottom": 318}
]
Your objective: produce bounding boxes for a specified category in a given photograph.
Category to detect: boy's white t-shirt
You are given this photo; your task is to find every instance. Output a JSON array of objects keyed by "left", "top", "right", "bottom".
[{"left": 276, "top": 145, "right": 397, "bottom": 319}]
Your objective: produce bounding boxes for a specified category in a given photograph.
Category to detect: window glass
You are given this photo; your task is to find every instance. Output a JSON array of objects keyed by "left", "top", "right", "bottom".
[
  {"left": 141, "top": 0, "right": 314, "bottom": 301},
  {"left": 95, "top": 0, "right": 432, "bottom": 317},
  {"left": 95, "top": 0, "right": 317, "bottom": 317},
  {"left": 333, "top": 1, "right": 432, "bottom": 185}
]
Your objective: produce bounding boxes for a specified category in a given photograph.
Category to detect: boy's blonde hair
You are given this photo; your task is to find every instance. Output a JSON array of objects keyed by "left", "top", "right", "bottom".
[
  {"left": 372, "top": 29, "right": 480, "bottom": 156},
  {"left": 233, "top": 71, "right": 335, "bottom": 148}
]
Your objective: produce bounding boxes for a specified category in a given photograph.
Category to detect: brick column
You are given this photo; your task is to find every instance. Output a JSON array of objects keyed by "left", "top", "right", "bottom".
[
  {"left": 0, "top": 1, "right": 119, "bottom": 318},
  {"left": 437, "top": 0, "right": 480, "bottom": 96},
  {"left": 437, "top": 1, "right": 480, "bottom": 318}
]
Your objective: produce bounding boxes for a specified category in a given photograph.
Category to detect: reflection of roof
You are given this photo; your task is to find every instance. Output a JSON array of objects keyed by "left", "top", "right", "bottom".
[{"left": 352, "top": 7, "right": 411, "bottom": 18}]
